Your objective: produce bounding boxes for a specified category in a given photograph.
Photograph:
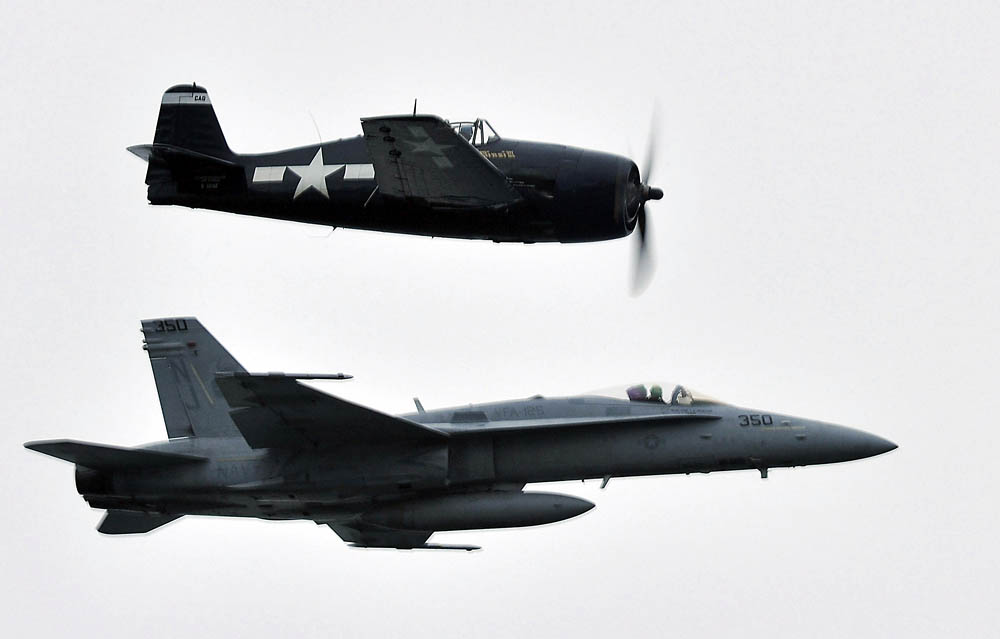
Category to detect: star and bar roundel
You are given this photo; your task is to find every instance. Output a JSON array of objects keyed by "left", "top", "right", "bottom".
[{"left": 251, "top": 149, "right": 375, "bottom": 199}]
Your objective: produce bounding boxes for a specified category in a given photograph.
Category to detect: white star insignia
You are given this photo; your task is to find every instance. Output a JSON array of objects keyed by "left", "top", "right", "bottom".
[
  {"left": 287, "top": 149, "right": 343, "bottom": 199},
  {"left": 405, "top": 137, "right": 453, "bottom": 155}
]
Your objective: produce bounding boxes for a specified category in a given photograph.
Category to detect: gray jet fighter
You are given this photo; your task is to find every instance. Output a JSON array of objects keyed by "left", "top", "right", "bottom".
[{"left": 26, "top": 318, "right": 897, "bottom": 550}]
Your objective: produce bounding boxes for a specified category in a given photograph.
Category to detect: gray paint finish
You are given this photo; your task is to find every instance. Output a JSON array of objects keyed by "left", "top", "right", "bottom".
[{"left": 25, "top": 318, "right": 896, "bottom": 550}]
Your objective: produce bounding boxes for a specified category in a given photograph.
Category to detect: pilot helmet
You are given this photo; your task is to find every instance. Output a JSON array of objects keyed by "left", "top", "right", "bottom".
[
  {"left": 649, "top": 385, "right": 663, "bottom": 400},
  {"left": 626, "top": 384, "right": 648, "bottom": 401}
]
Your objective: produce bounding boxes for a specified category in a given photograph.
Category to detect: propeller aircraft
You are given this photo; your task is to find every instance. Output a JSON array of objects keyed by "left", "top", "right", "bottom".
[{"left": 129, "top": 84, "right": 663, "bottom": 291}]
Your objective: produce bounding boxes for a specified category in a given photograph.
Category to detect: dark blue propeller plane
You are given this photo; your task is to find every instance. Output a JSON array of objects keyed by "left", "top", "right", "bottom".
[{"left": 129, "top": 84, "right": 663, "bottom": 291}]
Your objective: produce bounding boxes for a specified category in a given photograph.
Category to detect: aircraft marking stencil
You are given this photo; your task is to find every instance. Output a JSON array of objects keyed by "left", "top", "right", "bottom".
[
  {"left": 251, "top": 150, "right": 375, "bottom": 199},
  {"left": 404, "top": 125, "right": 454, "bottom": 168}
]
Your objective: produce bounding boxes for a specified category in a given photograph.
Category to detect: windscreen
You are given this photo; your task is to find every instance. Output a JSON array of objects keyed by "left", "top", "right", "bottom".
[{"left": 588, "top": 383, "right": 725, "bottom": 406}]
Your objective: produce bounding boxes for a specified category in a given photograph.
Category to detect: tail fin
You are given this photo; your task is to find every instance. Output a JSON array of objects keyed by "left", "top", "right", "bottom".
[
  {"left": 142, "top": 317, "right": 246, "bottom": 439},
  {"left": 152, "top": 84, "right": 231, "bottom": 159},
  {"left": 128, "top": 84, "right": 246, "bottom": 204}
]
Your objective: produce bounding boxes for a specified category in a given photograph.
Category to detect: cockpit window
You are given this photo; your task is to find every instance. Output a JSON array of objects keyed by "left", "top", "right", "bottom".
[
  {"left": 595, "top": 383, "right": 724, "bottom": 406},
  {"left": 449, "top": 119, "right": 500, "bottom": 146}
]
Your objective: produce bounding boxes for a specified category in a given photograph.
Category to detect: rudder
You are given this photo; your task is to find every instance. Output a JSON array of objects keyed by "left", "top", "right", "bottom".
[
  {"left": 153, "top": 84, "right": 232, "bottom": 159},
  {"left": 142, "top": 317, "right": 245, "bottom": 439}
]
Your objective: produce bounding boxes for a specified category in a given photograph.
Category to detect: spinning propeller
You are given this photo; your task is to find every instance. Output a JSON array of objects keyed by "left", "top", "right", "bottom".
[{"left": 627, "top": 113, "right": 663, "bottom": 296}]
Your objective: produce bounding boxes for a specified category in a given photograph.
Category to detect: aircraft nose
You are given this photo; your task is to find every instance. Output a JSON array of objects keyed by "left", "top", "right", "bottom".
[
  {"left": 875, "top": 435, "right": 897, "bottom": 455},
  {"left": 855, "top": 432, "right": 897, "bottom": 458},
  {"left": 821, "top": 423, "right": 898, "bottom": 462}
]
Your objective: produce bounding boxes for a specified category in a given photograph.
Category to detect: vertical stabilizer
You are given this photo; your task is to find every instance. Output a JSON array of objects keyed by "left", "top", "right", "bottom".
[
  {"left": 153, "top": 84, "right": 232, "bottom": 159},
  {"left": 141, "top": 318, "right": 245, "bottom": 438},
  {"left": 131, "top": 84, "right": 246, "bottom": 204}
]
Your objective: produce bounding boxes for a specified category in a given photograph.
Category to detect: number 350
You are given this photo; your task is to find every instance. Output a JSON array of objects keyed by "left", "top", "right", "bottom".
[{"left": 739, "top": 414, "right": 773, "bottom": 426}]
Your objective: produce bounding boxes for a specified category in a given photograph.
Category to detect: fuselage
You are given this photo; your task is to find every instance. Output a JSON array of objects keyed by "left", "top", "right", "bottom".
[
  {"left": 78, "top": 394, "right": 895, "bottom": 522},
  {"left": 136, "top": 85, "right": 644, "bottom": 244},
  {"left": 145, "top": 136, "right": 639, "bottom": 243}
]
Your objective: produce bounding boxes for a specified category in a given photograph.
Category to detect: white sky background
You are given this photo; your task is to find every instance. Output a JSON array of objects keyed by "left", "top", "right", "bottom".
[{"left": 2, "top": 0, "right": 998, "bottom": 636}]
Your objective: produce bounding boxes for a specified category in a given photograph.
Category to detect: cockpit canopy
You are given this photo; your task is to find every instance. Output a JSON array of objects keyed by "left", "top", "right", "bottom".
[
  {"left": 591, "top": 383, "right": 725, "bottom": 406},
  {"left": 449, "top": 119, "right": 500, "bottom": 146}
]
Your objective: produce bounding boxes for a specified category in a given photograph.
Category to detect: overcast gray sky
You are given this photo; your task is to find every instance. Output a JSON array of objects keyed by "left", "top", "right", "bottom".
[{"left": 2, "top": 1, "right": 998, "bottom": 636}]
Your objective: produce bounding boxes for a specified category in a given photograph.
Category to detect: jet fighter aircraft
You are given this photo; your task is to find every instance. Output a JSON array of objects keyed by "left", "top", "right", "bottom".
[
  {"left": 26, "top": 318, "right": 896, "bottom": 550},
  {"left": 129, "top": 84, "right": 664, "bottom": 290}
]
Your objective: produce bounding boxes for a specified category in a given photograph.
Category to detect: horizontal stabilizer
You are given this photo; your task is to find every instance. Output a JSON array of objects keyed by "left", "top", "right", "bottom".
[
  {"left": 127, "top": 143, "right": 237, "bottom": 167},
  {"left": 216, "top": 373, "right": 448, "bottom": 449},
  {"left": 98, "top": 510, "right": 183, "bottom": 535},
  {"left": 24, "top": 440, "right": 207, "bottom": 471}
]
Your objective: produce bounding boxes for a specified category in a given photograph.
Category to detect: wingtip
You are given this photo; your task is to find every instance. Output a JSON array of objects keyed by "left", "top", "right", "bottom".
[
  {"left": 127, "top": 145, "right": 152, "bottom": 162},
  {"left": 23, "top": 439, "right": 70, "bottom": 459}
]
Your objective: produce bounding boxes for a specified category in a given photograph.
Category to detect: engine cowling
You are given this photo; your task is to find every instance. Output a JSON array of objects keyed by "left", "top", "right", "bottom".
[{"left": 551, "top": 150, "right": 640, "bottom": 242}]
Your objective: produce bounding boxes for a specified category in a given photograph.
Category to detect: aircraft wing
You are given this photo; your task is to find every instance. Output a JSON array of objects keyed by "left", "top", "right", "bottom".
[
  {"left": 327, "top": 522, "right": 431, "bottom": 549},
  {"left": 327, "top": 522, "right": 478, "bottom": 551},
  {"left": 360, "top": 115, "right": 522, "bottom": 209},
  {"left": 216, "top": 373, "right": 449, "bottom": 449},
  {"left": 98, "top": 510, "right": 183, "bottom": 535}
]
